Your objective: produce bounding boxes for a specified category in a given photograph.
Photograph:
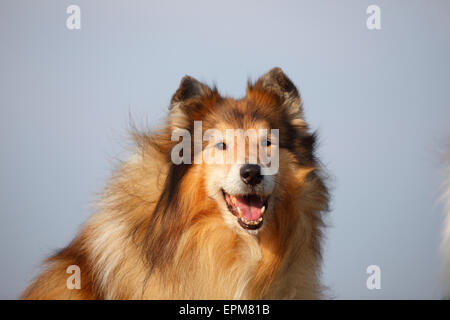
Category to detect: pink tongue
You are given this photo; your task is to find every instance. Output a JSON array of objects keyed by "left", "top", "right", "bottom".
[{"left": 235, "top": 196, "right": 264, "bottom": 221}]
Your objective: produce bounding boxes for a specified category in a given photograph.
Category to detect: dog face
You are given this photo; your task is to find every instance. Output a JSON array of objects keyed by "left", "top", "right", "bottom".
[
  {"left": 167, "top": 68, "right": 317, "bottom": 234},
  {"left": 201, "top": 118, "right": 277, "bottom": 232}
]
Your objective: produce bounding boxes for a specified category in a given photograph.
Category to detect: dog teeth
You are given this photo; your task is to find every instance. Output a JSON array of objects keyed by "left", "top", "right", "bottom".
[
  {"left": 239, "top": 215, "right": 263, "bottom": 225},
  {"left": 232, "top": 196, "right": 265, "bottom": 226},
  {"left": 237, "top": 207, "right": 243, "bottom": 219}
]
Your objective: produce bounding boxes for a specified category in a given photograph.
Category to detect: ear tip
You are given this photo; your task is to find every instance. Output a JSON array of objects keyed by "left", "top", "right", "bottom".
[
  {"left": 171, "top": 74, "right": 213, "bottom": 107},
  {"left": 265, "top": 67, "right": 286, "bottom": 78},
  {"left": 269, "top": 67, "right": 283, "bottom": 74},
  {"left": 262, "top": 67, "right": 289, "bottom": 83},
  {"left": 181, "top": 74, "right": 195, "bottom": 80},
  {"left": 179, "top": 75, "right": 197, "bottom": 85},
  {"left": 177, "top": 75, "right": 203, "bottom": 95}
]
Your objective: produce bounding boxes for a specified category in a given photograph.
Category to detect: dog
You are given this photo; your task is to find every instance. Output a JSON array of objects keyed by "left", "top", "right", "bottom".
[{"left": 22, "top": 67, "right": 329, "bottom": 299}]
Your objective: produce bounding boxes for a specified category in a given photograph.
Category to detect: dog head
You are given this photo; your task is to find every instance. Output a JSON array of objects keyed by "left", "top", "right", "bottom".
[{"left": 166, "top": 68, "right": 319, "bottom": 234}]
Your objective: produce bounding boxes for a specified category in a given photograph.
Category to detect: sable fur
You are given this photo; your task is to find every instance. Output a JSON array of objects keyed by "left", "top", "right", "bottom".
[{"left": 22, "top": 67, "right": 329, "bottom": 299}]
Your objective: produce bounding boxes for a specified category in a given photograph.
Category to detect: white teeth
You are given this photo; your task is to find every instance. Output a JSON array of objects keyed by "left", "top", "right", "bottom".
[
  {"left": 237, "top": 207, "right": 243, "bottom": 218},
  {"left": 238, "top": 213, "right": 264, "bottom": 225},
  {"left": 227, "top": 193, "right": 266, "bottom": 227},
  {"left": 241, "top": 216, "right": 263, "bottom": 225}
]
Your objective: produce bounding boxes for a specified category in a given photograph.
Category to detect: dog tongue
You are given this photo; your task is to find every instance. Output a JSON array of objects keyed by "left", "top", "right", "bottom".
[{"left": 235, "top": 196, "right": 264, "bottom": 221}]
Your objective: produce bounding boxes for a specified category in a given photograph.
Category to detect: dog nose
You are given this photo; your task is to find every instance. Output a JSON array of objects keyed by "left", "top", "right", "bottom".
[{"left": 240, "top": 164, "right": 262, "bottom": 186}]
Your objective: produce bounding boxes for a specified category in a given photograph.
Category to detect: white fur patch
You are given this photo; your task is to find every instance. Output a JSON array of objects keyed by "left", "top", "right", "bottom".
[
  {"left": 222, "top": 164, "right": 275, "bottom": 197},
  {"left": 86, "top": 200, "right": 129, "bottom": 299},
  {"left": 212, "top": 163, "right": 276, "bottom": 235}
]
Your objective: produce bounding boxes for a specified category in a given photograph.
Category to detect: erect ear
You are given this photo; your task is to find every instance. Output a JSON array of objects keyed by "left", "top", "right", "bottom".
[
  {"left": 168, "top": 76, "right": 215, "bottom": 129},
  {"left": 170, "top": 76, "right": 213, "bottom": 109},
  {"left": 251, "top": 67, "right": 304, "bottom": 127}
]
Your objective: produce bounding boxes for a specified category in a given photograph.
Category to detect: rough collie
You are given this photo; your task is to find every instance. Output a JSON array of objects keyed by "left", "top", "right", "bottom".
[{"left": 22, "top": 67, "right": 329, "bottom": 299}]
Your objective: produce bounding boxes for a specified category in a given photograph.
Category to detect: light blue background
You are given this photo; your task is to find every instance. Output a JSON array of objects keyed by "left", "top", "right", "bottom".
[{"left": 1, "top": 0, "right": 449, "bottom": 299}]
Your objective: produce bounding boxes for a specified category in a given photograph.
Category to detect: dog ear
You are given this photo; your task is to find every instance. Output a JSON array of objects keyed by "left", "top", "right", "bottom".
[
  {"left": 170, "top": 76, "right": 213, "bottom": 109},
  {"left": 168, "top": 76, "right": 215, "bottom": 130},
  {"left": 251, "top": 67, "right": 304, "bottom": 127}
]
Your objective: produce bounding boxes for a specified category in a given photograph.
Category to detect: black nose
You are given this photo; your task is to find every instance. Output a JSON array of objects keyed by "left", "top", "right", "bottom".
[{"left": 240, "top": 164, "right": 262, "bottom": 186}]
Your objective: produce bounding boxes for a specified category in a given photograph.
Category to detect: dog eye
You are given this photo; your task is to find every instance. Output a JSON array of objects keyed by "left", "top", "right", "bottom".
[
  {"left": 261, "top": 138, "right": 271, "bottom": 147},
  {"left": 215, "top": 142, "right": 226, "bottom": 150}
]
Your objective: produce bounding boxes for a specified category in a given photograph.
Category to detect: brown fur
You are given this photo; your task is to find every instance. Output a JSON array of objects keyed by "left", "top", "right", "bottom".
[{"left": 22, "top": 68, "right": 329, "bottom": 299}]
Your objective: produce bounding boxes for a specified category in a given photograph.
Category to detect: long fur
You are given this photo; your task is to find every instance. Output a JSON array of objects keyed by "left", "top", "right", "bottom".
[{"left": 22, "top": 68, "right": 329, "bottom": 299}]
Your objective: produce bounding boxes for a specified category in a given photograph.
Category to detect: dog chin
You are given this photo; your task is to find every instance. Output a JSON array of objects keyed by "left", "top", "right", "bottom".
[{"left": 220, "top": 188, "right": 270, "bottom": 233}]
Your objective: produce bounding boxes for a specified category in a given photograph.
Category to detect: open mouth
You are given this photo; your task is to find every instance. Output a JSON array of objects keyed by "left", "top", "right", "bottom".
[{"left": 222, "top": 190, "right": 268, "bottom": 230}]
